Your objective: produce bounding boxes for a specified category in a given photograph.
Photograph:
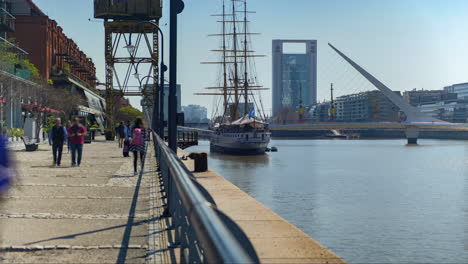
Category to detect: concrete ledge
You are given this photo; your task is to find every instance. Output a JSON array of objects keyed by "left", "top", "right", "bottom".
[{"left": 178, "top": 149, "right": 346, "bottom": 264}]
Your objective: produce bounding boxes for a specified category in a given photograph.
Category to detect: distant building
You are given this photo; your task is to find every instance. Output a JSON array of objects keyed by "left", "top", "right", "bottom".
[
  {"left": 335, "top": 90, "right": 401, "bottom": 122},
  {"left": 227, "top": 102, "right": 254, "bottom": 118},
  {"left": 404, "top": 84, "right": 468, "bottom": 123},
  {"left": 309, "top": 102, "right": 331, "bottom": 122},
  {"left": 444, "top": 82, "right": 468, "bottom": 100},
  {"left": 403, "top": 89, "right": 457, "bottom": 106},
  {"left": 418, "top": 100, "right": 468, "bottom": 123},
  {"left": 272, "top": 40, "right": 317, "bottom": 117},
  {"left": 182, "top": 104, "right": 208, "bottom": 123},
  {"left": 163, "top": 84, "right": 181, "bottom": 122},
  {"left": 140, "top": 84, "right": 181, "bottom": 122}
]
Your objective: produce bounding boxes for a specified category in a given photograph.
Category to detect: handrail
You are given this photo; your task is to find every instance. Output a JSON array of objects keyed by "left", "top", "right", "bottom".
[{"left": 152, "top": 131, "right": 259, "bottom": 263}]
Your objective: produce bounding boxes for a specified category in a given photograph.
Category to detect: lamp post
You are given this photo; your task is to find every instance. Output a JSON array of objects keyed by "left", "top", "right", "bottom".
[
  {"left": 135, "top": 75, "right": 159, "bottom": 130},
  {"left": 168, "top": 0, "right": 185, "bottom": 151},
  {"left": 126, "top": 21, "right": 167, "bottom": 138}
]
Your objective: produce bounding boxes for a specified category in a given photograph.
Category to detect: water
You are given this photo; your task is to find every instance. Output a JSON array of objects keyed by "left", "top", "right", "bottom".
[{"left": 187, "top": 139, "right": 468, "bottom": 263}]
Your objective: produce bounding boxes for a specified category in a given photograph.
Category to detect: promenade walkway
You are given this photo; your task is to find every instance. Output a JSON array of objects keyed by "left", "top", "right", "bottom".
[
  {"left": 1, "top": 137, "right": 170, "bottom": 263},
  {"left": 1, "top": 136, "right": 346, "bottom": 263}
]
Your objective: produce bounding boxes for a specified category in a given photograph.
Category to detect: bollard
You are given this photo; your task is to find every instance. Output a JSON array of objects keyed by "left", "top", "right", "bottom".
[{"left": 188, "top": 152, "right": 208, "bottom": 172}]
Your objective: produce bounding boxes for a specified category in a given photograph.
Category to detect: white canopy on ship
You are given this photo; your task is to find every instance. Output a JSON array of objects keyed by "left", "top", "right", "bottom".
[{"left": 230, "top": 116, "right": 268, "bottom": 127}]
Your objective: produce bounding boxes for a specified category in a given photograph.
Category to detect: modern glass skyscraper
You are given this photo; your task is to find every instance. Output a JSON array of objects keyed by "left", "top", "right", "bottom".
[{"left": 272, "top": 40, "right": 317, "bottom": 116}]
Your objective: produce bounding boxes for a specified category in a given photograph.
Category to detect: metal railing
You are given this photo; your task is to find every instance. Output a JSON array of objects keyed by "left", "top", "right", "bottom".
[{"left": 152, "top": 131, "right": 259, "bottom": 263}]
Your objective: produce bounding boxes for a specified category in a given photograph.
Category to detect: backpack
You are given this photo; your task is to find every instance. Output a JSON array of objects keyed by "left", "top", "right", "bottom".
[{"left": 131, "top": 128, "right": 143, "bottom": 145}]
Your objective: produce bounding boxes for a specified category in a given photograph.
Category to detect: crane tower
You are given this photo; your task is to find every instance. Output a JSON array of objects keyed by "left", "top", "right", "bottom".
[{"left": 93, "top": 0, "right": 162, "bottom": 136}]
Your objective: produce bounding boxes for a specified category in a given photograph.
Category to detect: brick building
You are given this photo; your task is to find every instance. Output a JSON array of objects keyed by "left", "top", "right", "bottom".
[
  {"left": 5, "top": 0, "right": 105, "bottom": 131},
  {"left": 9, "top": 0, "right": 96, "bottom": 88}
]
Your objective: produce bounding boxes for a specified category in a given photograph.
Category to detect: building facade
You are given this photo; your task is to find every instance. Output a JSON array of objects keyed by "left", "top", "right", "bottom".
[
  {"left": 444, "top": 82, "right": 468, "bottom": 100},
  {"left": 272, "top": 39, "right": 317, "bottom": 117},
  {"left": 6, "top": 0, "right": 105, "bottom": 130},
  {"left": 0, "top": 0, "right": 29, "bottom": 129},
  {"left": 404, "top": 85, "right": 468, "bottom": 123},
  {"left": 335, "top": 90, "right": 401, "bottom": 122},
  {"left": 309, "top": 102, "right": 331, "bottom": 122},
  {"left": 162, "top": 84, "right": 181, "bottom": 122},
  {"left": 182, "top": 104, "right": 208, "bottom": 123},
  {"left": 9, "top": 0, "right": 96, "bottom": 88},
  {"left": 403, "top": 89, "right": 457, "bottom": 106}
]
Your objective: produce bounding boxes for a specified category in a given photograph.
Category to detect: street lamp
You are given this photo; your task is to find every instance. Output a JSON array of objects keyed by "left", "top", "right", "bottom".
[
  {"left": 126, "top": 21, "right": 167, "bottom": 138},
  {"left": 136, "top": 74, "right": 159, "bottom": 132},
  {"left": 123, "top": 44, "right": 136, "bottom": 55}
]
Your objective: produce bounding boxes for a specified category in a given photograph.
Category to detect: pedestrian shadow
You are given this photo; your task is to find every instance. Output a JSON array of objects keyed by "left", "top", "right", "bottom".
[
  {"left": 24, "top": 218, "right": 150, "bottom": 245},
  {"left": 111, "top": 175, "right": 133, "bottom": 178},
  {"left": 12, "top": 149, "right": 48, "bottom": 153}
]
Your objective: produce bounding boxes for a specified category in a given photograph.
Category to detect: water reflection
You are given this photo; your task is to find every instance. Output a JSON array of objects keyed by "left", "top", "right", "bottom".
[
  {"left": 187, "top": 139, "right": 468, "bottom": 263},
  {"left": 208, "top": 151, "right": 270, "bottom": 166}
]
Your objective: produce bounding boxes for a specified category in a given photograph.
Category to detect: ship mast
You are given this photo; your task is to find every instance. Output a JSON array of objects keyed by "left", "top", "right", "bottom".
[
  {"left": 243, "top": 0, "right": 249, "bottom": 116},
  {"left": 196, "top": 0, "right": 269, "bottom": 123},
  {"left": 231, "top": 0, "right": 240, "bottom": 121},
  {"left": 222, "top": 0, "right": 228, "bottom": 117}
]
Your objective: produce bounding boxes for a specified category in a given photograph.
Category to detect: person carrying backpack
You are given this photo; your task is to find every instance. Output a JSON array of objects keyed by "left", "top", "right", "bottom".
[{"left": 129, "top": 118, "right": 147, "bottom": 176}]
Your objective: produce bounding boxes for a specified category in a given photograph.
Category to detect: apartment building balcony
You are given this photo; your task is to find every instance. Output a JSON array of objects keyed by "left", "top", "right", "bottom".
[{"left": 0, "top": 7, "right": 14, "bottom": 32}]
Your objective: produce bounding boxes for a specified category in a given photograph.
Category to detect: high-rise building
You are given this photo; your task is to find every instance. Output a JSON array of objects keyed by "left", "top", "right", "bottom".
[{"left": 272, "top": 39, "right": 317, "bottom": 117}]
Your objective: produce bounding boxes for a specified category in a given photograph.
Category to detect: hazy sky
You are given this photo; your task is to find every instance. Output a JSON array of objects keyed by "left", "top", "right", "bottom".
[{"left": 34, "top": 0, "right": 468, "bottom": 114}]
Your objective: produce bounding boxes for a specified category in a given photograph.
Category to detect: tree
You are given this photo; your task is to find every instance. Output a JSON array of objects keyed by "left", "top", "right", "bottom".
[{"left": 115, "top": 106, "right": 144, "bottom": 123}]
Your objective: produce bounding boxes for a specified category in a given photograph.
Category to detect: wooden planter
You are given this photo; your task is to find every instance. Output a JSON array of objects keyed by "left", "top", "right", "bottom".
[
  {"left": 105, "top": 131, "right": 115, "bottom": 141},
  {"left": 25, "top": 144, "right": 38, "bottom": 152}
]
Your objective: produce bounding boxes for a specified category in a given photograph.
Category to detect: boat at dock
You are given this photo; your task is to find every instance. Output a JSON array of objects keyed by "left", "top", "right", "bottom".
[{"left": 196, "top": 0, "right": 270, "bottom": 155}]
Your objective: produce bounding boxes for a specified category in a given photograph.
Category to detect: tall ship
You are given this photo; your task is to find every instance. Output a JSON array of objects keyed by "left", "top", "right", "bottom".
[{"left": 196, "top": 0, "right": 270, "bottom": 155}]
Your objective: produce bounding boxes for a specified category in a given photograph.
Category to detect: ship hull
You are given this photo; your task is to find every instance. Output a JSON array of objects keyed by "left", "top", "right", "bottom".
[
  {"left": 210, "top": 141, "right": 269, "bottom": 155},
  {"left": 209, "top": 131, "right": 270, "bottom": 155}
]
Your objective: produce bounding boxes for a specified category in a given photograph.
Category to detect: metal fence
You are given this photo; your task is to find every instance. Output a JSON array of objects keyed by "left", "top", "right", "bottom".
[{"left": 152, "top": 131, "right": 260, "bottom": 263}]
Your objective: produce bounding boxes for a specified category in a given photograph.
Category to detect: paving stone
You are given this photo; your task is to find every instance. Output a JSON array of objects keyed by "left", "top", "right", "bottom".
[{"left": 2, "top": 138, "right": 161, "bottom": 263}]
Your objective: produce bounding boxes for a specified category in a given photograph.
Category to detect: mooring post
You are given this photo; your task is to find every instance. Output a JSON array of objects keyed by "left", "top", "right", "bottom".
[{"left": 405, "top": 127, "right": 419, "bottom": 145}]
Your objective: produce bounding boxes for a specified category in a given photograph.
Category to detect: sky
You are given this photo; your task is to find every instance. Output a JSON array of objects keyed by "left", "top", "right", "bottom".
[{"left": 34, "top": 0, "right": 468, "bottom": 115}]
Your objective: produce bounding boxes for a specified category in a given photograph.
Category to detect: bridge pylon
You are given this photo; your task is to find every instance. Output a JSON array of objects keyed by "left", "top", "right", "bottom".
[{"left": 328, "top": 43, "right": 445, "bottom": 124}]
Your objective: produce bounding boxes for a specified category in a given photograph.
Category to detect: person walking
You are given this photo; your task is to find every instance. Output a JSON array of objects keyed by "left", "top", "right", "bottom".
[
  {"left": 48, "top": 118, "right": 68, "bottom": 167},
  {"left": 116, "top": 121, "right": 125, "bottom": 148},
  {"left": 129, "top": 118, "right": 147, "bottom": 176},
  {"left": 122, "top": 120, "right": 131, "bottom": 157},
  {"left": 124, "top": 120, "right": 131, "bottom": 140},
  {"left": 68, "top": 118, "right": 87, "bottom": 167}
]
